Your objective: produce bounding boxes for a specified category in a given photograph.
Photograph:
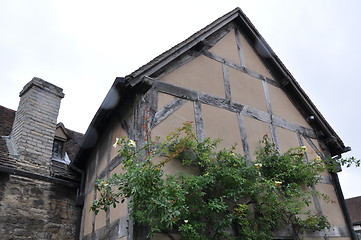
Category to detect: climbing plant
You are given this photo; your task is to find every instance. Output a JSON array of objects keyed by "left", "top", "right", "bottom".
[{"left": 91, "top": 122, "right": 359, "bottom": 240}]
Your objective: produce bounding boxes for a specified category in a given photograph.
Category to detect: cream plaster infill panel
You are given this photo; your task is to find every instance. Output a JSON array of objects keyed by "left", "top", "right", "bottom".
[
  {"left": 157, "top": 92, "right": 176, "bottom": 111},
  {"left": 152, "top": 156, "right": 195, "bottom": 177},
  {"left": 243, "top": 116, "right": 271, "bottom": 159},
  {"left": 97, "top": 149, "right": 109, "bottom": 176},
  {"left": 302, "top": 139, "right": 329, "bottom": 177},
  {"left": 303, "top": 140, "right": 321, "bottom": 161},
  {"left": 276, "top": 126, "right": 300, "bottom": 153},
  {"left": 111, "top": 125, "right": 127, "bottom": 160},
  {"left": 300, "top": 186, "right": 318, "bottom": 214},
  {"left": 202, "top": 104, "right": 243, "bottom": 154},
  {"left": 109, "top": 165, "right": 128, "bottom": 223},
  {"left": 95, "top": 190, "right": 107, "bottom": 230},
  {"left": 82, "top": 191, "right": 94, "bottom": 236},
  {"left": 160, "top": 55, "right": 225, "bottom": 98},
  {"left": 239, "top": 34, "right": 273, "bottom": 79},
  {"left": 228, "top": 67, "right": 267, "bottom": 112},
  {"left": 208, "top": 29, "right": 241, "bottom": 66},
  {"left": 152, "top": 101, "right": 195, "bottom": 140},
  {"left": 268, "top": 84, "right": 311, "bottom": 128},
  {"left": 315, "top": 183, "right": 347, "bottom": 226}
]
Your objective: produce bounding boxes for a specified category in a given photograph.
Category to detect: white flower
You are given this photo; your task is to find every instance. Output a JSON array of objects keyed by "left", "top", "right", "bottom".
[
  {"left": 113, "top": 138, "right": 120, "bottom": 148},
  {"left": 274, "top": 181, "right": 282, "bottom": 187},
  {"left": 128, "top": 139, "right": 136, "bottom": 148},
  {"left": 316, "top": 156, "right": 321, "bottom": 161},
  {"left": 255, "top": 163, "right": 262, "bottom": 169},
  {"left": 184, "top": 220, "right": 188, "bottom": 223},
  {"left": 300, "top": 146, "right": 307, "bottom": 151}
]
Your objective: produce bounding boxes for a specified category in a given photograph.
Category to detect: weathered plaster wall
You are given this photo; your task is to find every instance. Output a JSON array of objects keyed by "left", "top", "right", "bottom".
[
  {"left": 151, "top": 28, "right": 351, "bottom": 239},
  {"left": 80, "top": 25, "right": 351, "bottom": 239},
  {"left": 81, "top": 121, "right": 130, "bottom": 240}
]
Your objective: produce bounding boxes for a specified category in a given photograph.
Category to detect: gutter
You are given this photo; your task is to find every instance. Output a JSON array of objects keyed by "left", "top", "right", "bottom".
[
  {"left": 69, "top": 162, "right": 86, "bottom": 240},
  {"left": 72, "top": 77, "right": 127, "bottom": 168},
  {"left": 73, "top": 77, "right": 153, "bottom": 169},
  {"left": 331, "top": 155, "right": 357, "bottom": 240},
  {"left": 0, "top": 165, "right": 79, "bottom": 188}
]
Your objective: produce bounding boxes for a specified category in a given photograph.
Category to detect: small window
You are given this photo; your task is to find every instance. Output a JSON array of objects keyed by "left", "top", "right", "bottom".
[{"left": 52, "top": 138, "right": 65, "bottom": 160}]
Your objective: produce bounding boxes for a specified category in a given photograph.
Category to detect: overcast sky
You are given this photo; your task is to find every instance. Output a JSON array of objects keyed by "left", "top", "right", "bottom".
[{"left": 0, "top": 0, "right": 360, "bottom": 198}]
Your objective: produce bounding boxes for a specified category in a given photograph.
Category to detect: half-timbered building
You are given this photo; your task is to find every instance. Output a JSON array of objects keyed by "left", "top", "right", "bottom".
[{"left": 74, "top": 8, "right": 356, "bottom": 240}]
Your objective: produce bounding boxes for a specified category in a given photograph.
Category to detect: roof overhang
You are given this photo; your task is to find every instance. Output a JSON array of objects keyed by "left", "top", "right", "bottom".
[{"left": 73, "top": 77, "right": 152, "bottom": 168}]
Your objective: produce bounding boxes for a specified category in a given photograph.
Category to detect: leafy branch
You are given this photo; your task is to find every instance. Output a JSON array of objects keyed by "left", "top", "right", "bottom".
[{"left": 91, "top": 122, "right": 358, "bottom": 240}]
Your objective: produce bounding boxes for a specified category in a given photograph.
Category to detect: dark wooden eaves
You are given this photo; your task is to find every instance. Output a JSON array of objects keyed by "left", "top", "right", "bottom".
[{"left": 73, "top": 78, "right": 152, "bottom": 168}]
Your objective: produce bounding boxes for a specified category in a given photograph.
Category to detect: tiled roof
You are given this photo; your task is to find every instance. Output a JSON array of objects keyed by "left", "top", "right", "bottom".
[
  {"left": 65, "top": 128, "right": 83, "bottom": 162},
  {"left": 0, "top": 105, "right": 17, "bottom": 168},
  {"left": 345, "top": 196, "right": 361, "bottom": 224},
  {"left": 0, "top": 105, "right": 15, "bottom": 136}
]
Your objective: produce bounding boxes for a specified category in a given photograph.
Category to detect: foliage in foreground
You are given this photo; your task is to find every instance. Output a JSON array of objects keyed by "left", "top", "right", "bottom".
[{"left": 91, "top": 122, "right": 359, "bottom": 240}]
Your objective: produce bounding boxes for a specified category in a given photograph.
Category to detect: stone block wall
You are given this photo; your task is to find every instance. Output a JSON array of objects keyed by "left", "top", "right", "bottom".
[
  {"left": 0, "top": 78, "right": 79, "bottom": 239},
  {"left": 0, "top": 173, "right": 77, "bottom": 240},
  {"left": 10, "top": 77, "right": 64, "bottom": 175}
]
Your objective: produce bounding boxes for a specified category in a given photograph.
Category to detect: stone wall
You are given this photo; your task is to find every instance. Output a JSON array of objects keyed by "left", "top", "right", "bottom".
[
  {"left": 10, "top": 77, "right": 64, "bottom": 175},
  {"left": 0, "top": 173, "right": 78, "bottom": 240},
  {"left": 0, "top": 78, "right": 79, "bottom": 239}
]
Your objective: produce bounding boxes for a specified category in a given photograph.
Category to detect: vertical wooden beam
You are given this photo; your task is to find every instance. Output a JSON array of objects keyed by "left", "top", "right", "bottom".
[
  {"left": 106, "top": 134, "right": 111, "bottom": 227},
  {"left": 262, "top": 79, "right": 280, "bottom": 150},
  {"left": 237, "top": 112, "right": 251, "bottom": 161},
  {"left": 128, "top": 208, "right": 134, "bottom": 240},
  {"left": 133, "top": 94, "right": 148, "bottom": 146},
  {"left": 235, "top": 29, "right": 246, "bottom": 68},
  {"left": 222, "top": 64, "right": 232, "bottom": 102},
  {"left": 92, "top": 151, "right": 99, "bottom": 235},
  {"left": 146, "top": 86, "right": 159, "bottom": 127},
  {"left": 296, "top": 132, "right": 309, "bottom": 163},
  {"left": 193, "top": 100, "right": 205, "bottom": 141},
  {"left": 298, "top": 135, "right": 323, "bottom": 215},
  {"left": 311, "top": 184, "right": 324, "bottom": 215}
]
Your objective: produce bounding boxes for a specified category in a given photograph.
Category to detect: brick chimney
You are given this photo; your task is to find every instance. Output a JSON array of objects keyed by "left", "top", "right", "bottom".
[{"left": 10, "top": 77, "right": 64, "bottom": 175}]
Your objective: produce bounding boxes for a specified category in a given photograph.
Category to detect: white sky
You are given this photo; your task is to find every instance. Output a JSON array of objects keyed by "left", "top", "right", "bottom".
[{"left": 0, "top": 0, "right": 360, "bottom": 198}]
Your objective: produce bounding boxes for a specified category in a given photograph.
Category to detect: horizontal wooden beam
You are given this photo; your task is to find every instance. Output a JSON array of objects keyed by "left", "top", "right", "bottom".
[{"left": 154, "top": 80, "right": 316, "bottom": 139}]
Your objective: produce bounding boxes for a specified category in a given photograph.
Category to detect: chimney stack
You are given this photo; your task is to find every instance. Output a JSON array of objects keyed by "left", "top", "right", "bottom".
[{"left": 11, "top": 77, "right": 64, "bottom": 175}]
